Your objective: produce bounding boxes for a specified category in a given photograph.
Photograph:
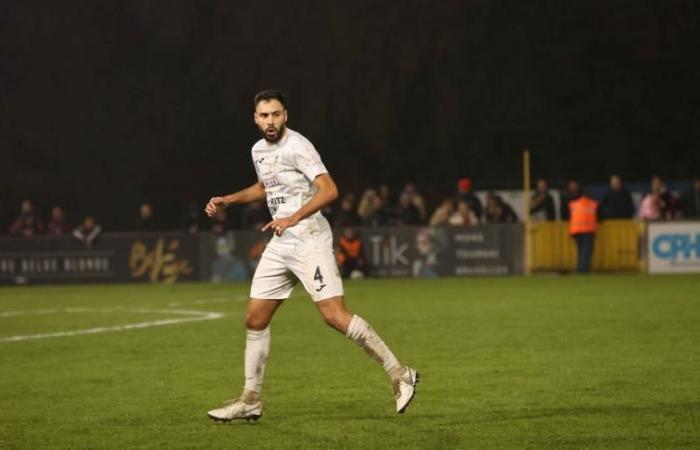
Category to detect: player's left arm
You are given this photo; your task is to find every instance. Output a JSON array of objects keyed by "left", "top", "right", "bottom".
[{"left": 262, "top": 173, "right": 338, "bottom": 236}]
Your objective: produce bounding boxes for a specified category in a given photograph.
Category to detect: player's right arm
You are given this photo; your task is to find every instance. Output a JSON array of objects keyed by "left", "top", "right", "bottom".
[{"left": 205, "top": 182, "right": 266, "bottom": 217}]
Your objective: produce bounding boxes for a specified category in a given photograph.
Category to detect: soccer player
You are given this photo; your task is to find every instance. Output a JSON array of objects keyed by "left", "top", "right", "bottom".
[{"left": 205, "top": 90, "right": 418, "bottom": 422}]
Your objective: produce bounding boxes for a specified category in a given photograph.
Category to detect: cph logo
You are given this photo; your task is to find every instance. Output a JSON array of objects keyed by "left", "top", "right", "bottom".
[{"left": 652, "top": 233, "right": 700, "bottom": 261}]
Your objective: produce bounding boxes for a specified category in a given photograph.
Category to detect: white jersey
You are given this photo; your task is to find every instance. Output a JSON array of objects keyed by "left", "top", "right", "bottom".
[{"left": 251, "top": 128, "right": 331, "bottom": 241}]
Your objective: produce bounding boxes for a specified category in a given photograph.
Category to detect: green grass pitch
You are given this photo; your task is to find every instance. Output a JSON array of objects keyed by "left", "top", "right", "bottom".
[{"left": 1, "top": 275, "right": 699, "bottom": 449}]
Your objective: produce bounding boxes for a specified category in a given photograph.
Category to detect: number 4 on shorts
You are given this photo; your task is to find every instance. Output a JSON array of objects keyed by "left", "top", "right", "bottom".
[{"left": 314, "top": 266, "right": 326, "bottom": 292}]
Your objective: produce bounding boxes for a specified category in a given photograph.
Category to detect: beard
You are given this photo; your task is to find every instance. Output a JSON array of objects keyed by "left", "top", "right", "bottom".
[{"left": 259, "top": 123, "right": 286, "bottom": 143}]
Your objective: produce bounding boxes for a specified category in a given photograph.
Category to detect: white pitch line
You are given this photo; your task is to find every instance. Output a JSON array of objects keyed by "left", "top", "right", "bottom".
[
  {"left": 165, "top": 292, "right": 304, "bottom": 307},
  {"left": 0, "top": 308, "right": 225, "bottom": 343},
  {"left": 0, "top": 306, "right": 180, "bottom": 317},
  {"left": 166, "top": 297, "right": 237, "bottom": 307},
  {"left": 0, "top": 309, "right": 61, "bottom": 317}
]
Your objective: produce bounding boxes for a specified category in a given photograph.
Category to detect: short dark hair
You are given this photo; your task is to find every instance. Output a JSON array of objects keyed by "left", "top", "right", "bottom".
[{"left": 254, "top": 90, "right": 286, "bottom": 109}]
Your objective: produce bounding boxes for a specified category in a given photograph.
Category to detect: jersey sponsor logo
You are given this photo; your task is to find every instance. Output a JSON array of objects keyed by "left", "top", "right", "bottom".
[
  {"left": 262, "top": 177, "right": 279, "bottom": 188},
  {"left": 256, "top": 157, "right": 265, "bottom": 164},
  {"left": 268, "top": 197, "right": 286, "bottom": 206},
  {"left": 267, "top": 197, "right": 286, "bottom": 217}
]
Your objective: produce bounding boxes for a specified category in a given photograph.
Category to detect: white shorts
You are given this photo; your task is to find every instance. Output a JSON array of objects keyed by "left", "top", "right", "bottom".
[{"left": 250, "top": 232, "right": 344, "bottom": 302}]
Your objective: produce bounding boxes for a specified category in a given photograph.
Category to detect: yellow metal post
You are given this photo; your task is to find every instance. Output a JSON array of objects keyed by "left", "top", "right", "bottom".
[{"left": 523, "top": 149, "right": 532, "bottom": 274}]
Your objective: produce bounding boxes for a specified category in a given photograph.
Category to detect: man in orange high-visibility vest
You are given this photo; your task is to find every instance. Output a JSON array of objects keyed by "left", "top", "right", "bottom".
[
  {"left": 337, "top": 228, "right": 367, "bottom": 278},
  {"left": 569, "top": 189, "right": 599, "bottom": 273}
]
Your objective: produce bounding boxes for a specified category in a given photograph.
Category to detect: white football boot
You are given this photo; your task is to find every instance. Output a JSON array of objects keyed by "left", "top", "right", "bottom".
[
  {"left": 207, "top": 398, "right": 262, "bottom": 423},
  {"left": 393, "top": 366, "right": 419, "bottom": 413}
]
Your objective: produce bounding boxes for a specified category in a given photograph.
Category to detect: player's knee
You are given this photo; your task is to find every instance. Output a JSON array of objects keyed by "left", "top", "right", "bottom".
[{"left": 245, "top": 312, "right": 269, "bottom": 331}]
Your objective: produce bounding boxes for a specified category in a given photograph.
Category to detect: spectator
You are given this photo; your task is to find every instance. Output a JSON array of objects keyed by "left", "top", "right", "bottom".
[
  {"left": 334, "top": 194, "right": 362, "bottom": 227},
  {"left": 138, "top": 203, "right": 156, "bottom": 231},
  {"left": 600, "top": 175, "right": 635, "bottom": 219},
  {"left": 184, "top": 201, "right": 206, "bottom": 234},
  {"left": 47, "top": 206, "right": 71, "bottom": 235},
  {"left": 559, "top": 180, "right": 581, "bottom": 221},
  {"left": 639, "top": 183, "right": 664, "bottom": 221},
  {"left": 447, "top": 200, "right": 477, "bottom": 226},
  {"left": 358, "top": 189, "right": 393, "bottom": 226},
  {"left": 73, "top": 216, "right": 101, "bottom": 249},
  {"left": 530, "top": 179, "right": 555, "bottom": 221},
  {"left": 337, "top": 228, "right": 367, "bottom": 279},
  {"left": 569, "top": 188, "right": 598, "bottom": 273},
  {"left": 680, "top": 176, "right": 700, "bottom": 218},
  {"left": 395, "top": 192, "right": 422, "bottom": 225},
  {"left": 402, "top": 183, "right": 427, "bottom": 222},
  {"left": 357, "top": 189, "right": 380, "bottom": 223},
  {"left": 485, "top": 192, "right": 518, "bottom": 223},
  {"left": 378, "top": 184, "right": 392, "bottom": 209},
  {"left": 456, "top": 178, "right": 482, "bottom": 222},
  {"left": 429, "top": 199, "right": 454, "bottom": 227},
  {"left": 240, "top": 201, "right": 271, "bottom": 230},
  {"left": 650, "top": 175, "right": 679, "bottom": 219},
  {"left": 365, "top": 195, "right": 393, "bottom": 227},
  {"left": 9, "top": 200, "right": 44, "bottom": 237}
]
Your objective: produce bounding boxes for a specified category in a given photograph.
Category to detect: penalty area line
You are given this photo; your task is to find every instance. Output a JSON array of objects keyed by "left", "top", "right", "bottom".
[{"left": 0, "top": 308, "right": 225, "bottom": 343}]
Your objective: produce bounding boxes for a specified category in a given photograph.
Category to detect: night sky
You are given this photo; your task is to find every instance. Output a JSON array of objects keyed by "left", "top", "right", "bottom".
[{"left": 2, "top": 1, "right": 699, "bottom": 229}]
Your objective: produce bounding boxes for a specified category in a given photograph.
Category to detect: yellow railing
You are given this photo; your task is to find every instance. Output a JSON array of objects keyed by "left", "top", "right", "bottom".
[{"left": 529, "top": 220, "right": 644, "bottom": 272}]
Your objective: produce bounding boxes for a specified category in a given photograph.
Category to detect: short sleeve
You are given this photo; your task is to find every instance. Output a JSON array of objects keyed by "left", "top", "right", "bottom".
[{"left": 291, "top": 141, "right": 328, "bottom": 182}]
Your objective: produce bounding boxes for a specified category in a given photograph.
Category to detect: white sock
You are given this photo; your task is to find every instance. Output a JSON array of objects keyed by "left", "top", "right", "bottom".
[
  {"left": 345, "top": 315, "right": 402, "bottom": 378},
  {"left": 243, "top": 327, "right": 270, "bottom": 394}
]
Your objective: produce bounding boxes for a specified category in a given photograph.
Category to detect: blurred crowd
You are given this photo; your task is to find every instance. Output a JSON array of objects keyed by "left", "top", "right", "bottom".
[{"left": 5, "top": 175, "right": 700, "bottom": 239}]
